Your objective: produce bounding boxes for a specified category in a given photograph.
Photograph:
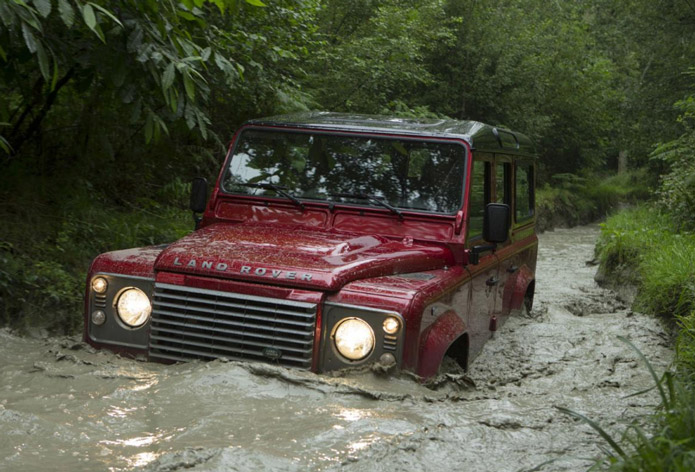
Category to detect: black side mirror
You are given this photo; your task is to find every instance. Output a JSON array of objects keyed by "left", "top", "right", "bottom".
[
  {"left": 190, "top": 177, "right": 208, "bottom": 228},
  {"left": 469, "top": 204, "right": 511, "bottom": 265},
  {"left": 483, "top": 203, "right": 510, "bottom": 243}
]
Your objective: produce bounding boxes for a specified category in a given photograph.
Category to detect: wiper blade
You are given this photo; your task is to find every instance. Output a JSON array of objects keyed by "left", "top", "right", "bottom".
[
  {"left": 329, "top": 193, "right": 404, "bottom": 220},
  {"left": 240, "top": 182, "right": 305, "bottom": 211}
]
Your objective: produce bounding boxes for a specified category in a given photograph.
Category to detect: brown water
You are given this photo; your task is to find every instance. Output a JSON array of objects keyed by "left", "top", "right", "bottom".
[{"left": 0, "top": 225, "right": 673, "bottom": 471}]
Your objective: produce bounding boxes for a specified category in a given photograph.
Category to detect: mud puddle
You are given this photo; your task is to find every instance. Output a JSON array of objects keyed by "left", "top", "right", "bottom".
[{"left": 0, "top": 225, "right": 673, "bottom": 471}]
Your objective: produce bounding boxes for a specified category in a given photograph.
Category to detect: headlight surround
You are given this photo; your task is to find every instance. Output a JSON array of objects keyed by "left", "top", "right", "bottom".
[
  {"left": 334, "top": 317, "right": 375, "bottom": 361},
  {"left": 116, "top": 287, "right": 152, "bottom": 328}
]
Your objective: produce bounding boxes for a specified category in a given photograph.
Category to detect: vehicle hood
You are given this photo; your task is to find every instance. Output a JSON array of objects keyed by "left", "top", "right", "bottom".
[{"left": 154, "top": 223, "right": 454, "bottom": 290}]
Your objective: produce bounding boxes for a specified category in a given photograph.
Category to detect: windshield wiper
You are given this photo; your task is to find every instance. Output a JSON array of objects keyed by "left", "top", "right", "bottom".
[
  {"left": 240, "top": 182, "right": 305, "bottom": 211},
  {"left": 329, "top": 193, "right": 404, "bottom": 220}
]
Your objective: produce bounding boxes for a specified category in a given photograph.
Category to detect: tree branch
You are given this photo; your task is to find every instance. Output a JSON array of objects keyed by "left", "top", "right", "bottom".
[{"left": 7, "top": 67, "right": 76, "bottom": 158}]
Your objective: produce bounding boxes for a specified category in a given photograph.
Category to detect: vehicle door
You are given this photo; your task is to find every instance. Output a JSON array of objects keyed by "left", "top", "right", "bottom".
[
  {"left": 508, "top": 160, "right": 538, "bottom": 311},
  {"left": 465, "top": 155, "right": 500, "bottom": 355},
  {"left": 490, "top": 155, "right": 514, "bottom": 323}
]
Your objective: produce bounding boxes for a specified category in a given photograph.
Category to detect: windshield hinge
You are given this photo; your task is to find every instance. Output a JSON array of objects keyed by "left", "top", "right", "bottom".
[{"left": 455, "top": 210, "right": 464, "bottom": 235}]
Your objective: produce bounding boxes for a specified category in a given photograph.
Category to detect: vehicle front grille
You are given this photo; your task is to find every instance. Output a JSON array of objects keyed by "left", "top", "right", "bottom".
[{"left": 148, "top": 283, "right": 317, "bottom": 369}]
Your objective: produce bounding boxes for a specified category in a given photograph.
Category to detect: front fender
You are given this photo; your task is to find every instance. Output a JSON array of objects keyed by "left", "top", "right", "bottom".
[{"left": 417, "top": 310, "right": 466, "bottom": 378}]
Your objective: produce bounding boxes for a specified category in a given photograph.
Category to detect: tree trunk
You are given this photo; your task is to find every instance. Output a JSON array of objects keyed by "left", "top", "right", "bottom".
[{"left": 618, "top": 150, "right": 628, "bottom": 174}]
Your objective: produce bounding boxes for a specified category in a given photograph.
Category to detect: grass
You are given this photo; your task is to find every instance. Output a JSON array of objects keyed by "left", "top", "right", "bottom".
[
  {"left": 595, "top": 206, "right": 695, "bottom": 319},
  {"left": 586, "top": 205, "right": 695, "bottom": 470}
]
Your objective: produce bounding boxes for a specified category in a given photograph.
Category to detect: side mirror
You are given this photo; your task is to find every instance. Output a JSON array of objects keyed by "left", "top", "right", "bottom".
[
  {"left": 190, "top": 177, "right": 208, "bottom": 229},
  {"left": 190, "top": 177, "right": 208, "bottom": 213},
  {"left": 483, "top": 203, "right": 510, "bottom": 243}
]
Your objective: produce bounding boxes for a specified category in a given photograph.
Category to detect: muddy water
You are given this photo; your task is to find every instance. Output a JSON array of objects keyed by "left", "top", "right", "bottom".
[{"left": 0, "top": 225, "right": 673, "bottom": 471}]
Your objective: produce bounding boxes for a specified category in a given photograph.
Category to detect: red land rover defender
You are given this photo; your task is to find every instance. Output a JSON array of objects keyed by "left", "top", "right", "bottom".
[{"left": 84, "top": 113, "right": 537, "bottom": 378}]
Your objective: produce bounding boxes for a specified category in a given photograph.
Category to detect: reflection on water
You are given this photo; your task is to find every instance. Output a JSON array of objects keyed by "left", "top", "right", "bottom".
[
  {"left": 0, "top": 226, "right": 675, "bottom": 472},
  {"left": 335, "top": 408, "right": 372, "bottom": 422}
]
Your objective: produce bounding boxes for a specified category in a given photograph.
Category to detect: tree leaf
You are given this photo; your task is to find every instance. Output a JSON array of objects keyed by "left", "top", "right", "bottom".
[
  {"left": 144, "top": 112, "right": 154, "bottom": 144},
  {"left": 211, "top": 0, "right": 225, "bottom": 14},
  {"left": 32, "top": 0, "right": 51, "bottom": 18},
  {"left": 200, "top": 47, "right": 211, "bottom": 62},
  {"left": 195, "top": 108, "right": 207, "bottom": 139},
  {"left": 87, "top": 2, "right": 123, "bottom": 27},
  {"left": 176, "top": 10, "right": 196, "bottom": 21},
  {"left": 162, "top": 62, "right": 176, "bottom": 91},
  {"left": 0, "top": 134, "right": 13, "bottom": 154},
  {"left": 245, "top": 0, "right": 267, "bottom": 7},
  {"left": 0, "top": 43, "right": 7, "bottom": 62},
  {"left": 183, "top": 72, "right": 195, "bottom": 100},
  {"left": 36, "top": 42, "right": 50, "bottom": 80},
  {"left": 82, "top": 3, "right": 96, "bottom": 30},
  {"left": 169, "top": 88, "right": 178, "bottom": 114},
  {"left": 21, "top": 23, "right": 38, "bottom": 53},
  {"left": 58, "top": 0, "right": 75, "bottom": 27}
]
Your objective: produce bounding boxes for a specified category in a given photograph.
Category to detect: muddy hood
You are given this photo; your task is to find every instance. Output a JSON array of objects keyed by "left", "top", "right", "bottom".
[{"left": 155, "top": 223, "right": 453, "bottom": 290}]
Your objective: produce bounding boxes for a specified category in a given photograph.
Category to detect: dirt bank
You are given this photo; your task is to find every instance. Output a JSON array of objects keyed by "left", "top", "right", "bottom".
[{"left": 0, "top": 225, "right": 672, "bottom": 471}]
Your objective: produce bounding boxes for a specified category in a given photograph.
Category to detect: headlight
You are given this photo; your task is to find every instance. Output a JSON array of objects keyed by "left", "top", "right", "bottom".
[
  {"left": 334, "top": 318, "right": 375, "bottom": 361},
  {"left": 91, "top": 276, "right": 108, "bottom": 294},
  {"left": 116, "top": 288, "right": 151, "bottom": 328},
  {"left": 383, "top": 316, "right": 400, "bottom": 334}
]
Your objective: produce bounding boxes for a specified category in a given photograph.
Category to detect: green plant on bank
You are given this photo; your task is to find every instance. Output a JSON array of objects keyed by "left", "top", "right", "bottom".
[
  {"left": 595, "top": 206, "right": 695, "bottom": 319},
  {"left": 651, "top": 89, "right": 695, "bottom": 232},
  {"left": 0, "top": 177, "right": 191, "bottom": 333},
  {"left": 558, "top": 337, "right": 695, "bottom": 471},
  {"left": 535, "top": 169, "right": 651, "bottom": 231}
]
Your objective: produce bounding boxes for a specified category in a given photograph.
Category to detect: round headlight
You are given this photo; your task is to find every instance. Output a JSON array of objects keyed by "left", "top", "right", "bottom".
[
  {"left": 383, "top": 316, "right": 400, "bottom": 335},
  {"left": 116, "top": 288, "right": 151, "bottom": 328},
  {"left": 92, "top": 276, "right": 108, "bottom": 294},
  {"left": 334, "top": 318, "right": 375, "bottom": 361}
]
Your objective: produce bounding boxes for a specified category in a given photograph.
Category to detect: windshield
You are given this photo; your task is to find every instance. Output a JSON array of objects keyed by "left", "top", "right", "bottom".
[{"left": 222, "top": 129, "right": 467, "bottom": 214}]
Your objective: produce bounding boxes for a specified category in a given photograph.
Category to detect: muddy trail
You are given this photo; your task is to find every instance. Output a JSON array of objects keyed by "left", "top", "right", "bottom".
[{"left": 0, "top": 225, "right": 673, "bottom": 471}]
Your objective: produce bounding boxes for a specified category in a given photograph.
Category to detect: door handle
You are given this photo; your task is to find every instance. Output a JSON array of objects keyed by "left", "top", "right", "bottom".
[
  {"left": 507, "top": 265, "right": 519, "bottom": 273},
  {"left": 486, "top": 277, "right": 499, "bottom": 286}
]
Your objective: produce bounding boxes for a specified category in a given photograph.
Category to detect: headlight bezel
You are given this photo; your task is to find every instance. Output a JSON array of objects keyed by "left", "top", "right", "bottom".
[
  {"left": 322, "top": 302, "right": 405, "bottom": 370},
  {"left": 86, "top": 272, "right": 154, "bottom": 349}
]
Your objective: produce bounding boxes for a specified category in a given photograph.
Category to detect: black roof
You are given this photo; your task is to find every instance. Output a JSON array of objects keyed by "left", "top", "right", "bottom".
[{"left": 246, "top": 112, "right": 536, "bottom": 156}]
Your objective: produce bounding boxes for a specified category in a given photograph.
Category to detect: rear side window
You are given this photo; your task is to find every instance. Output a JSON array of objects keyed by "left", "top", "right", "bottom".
[
  {"left": 515, "top": 163, "right": 534, "bottom": 222},
  {"left": 495, "top": 161, "right": 511, "bottom": 205},
  {"left": 468, "top": 160, "right": 491, "bottom": 239}
]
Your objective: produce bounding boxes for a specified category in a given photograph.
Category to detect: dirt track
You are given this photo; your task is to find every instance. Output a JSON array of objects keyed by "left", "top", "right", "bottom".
[{"left": 0, "top": 225, "right": 673, "bottom": 471}]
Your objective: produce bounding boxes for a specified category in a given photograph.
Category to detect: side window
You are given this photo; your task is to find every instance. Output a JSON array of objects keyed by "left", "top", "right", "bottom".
[
  {"left": 468, "top": 159, "right": 491, "bottom": 239},
  {"left": 515, "top": 163, "right": 534, "bottom": 222},
  {"left": 495, "top": 161, "right": 511, "bottom": 205}
]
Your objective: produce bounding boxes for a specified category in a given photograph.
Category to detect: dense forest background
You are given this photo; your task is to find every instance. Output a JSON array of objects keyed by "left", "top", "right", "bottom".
[{"left": 1, "top": 0, "right": 694, "bottom": 331}]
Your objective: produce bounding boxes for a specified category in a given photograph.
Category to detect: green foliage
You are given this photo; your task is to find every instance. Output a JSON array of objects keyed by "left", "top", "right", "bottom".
[
  {"left": 0, "top": 0, "right": 320, "bottom": 157},
  {"left": 419, "top": 0, "right": 623, "bottom": 177},
  {"left": 0, "top": 177, "right": 190, "bottom": 332},
  {"left": 677, "top": 312, "right": 695, "bottom": 377},
  {"left": 596, "top": 206, "right": 695, "bottom": 319},
  {"left": 535, "top": 170, "right": 650, "bottom": 231},
  {"left": 305, "top": 0, "right": 455, "bottom": 114},
  {"left": 651, "top": 91, "right": 695, "bottom": 231}
]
